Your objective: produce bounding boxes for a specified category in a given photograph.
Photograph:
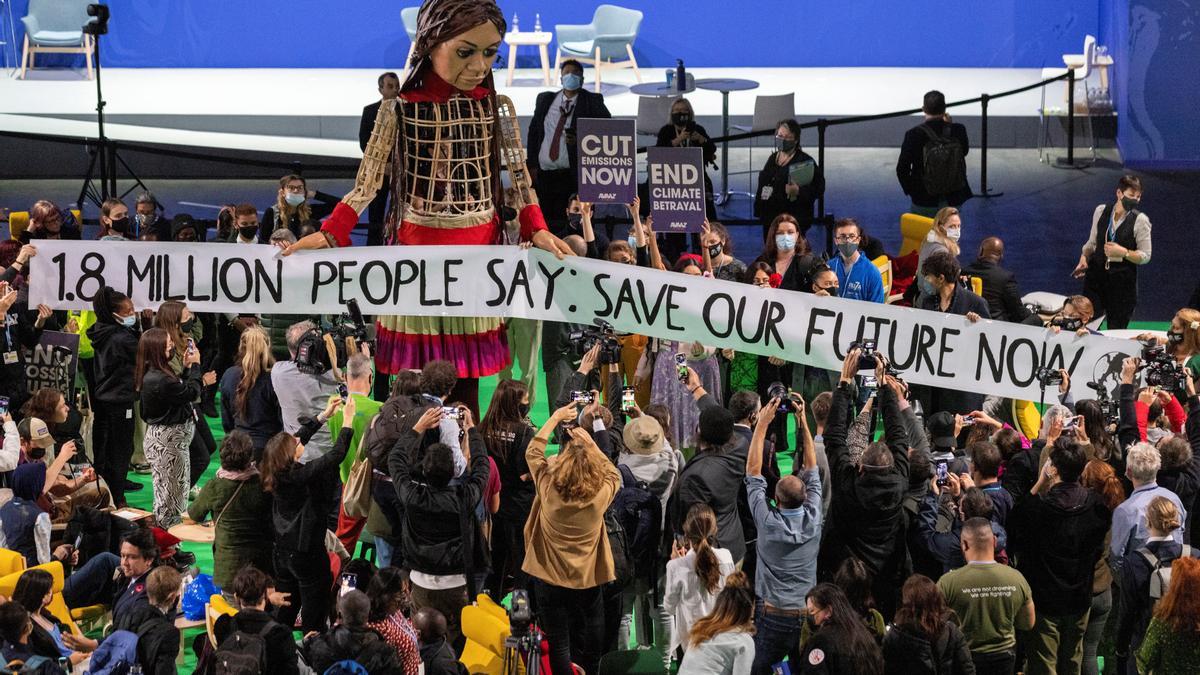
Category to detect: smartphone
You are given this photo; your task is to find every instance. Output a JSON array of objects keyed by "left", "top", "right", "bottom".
[
  {"left": 0, "top": 395, "right": 9, "bottom": 417},
  {"left": 675, "top": 353, "right": 689, "bottom": 383},
  {"left": 339, "top": 573, "right": 357, "bottom": 596},
  {"left": 441, "top": 406, "right": 462, "bottom": 421},
  {"left": 961, "top": 415, "right": 976, "bottom": 427},
  {"left": 621, "top": 387, "right": 636, "bottom": 413},
  {"left": 73, "top": 533, "right": 83, "bottom": 550},
  {"left": 186, "top": 338, "right": 196, "bottom": 356},
  {"left": 860, "top": 374, "right": 878, "bottom": 398},
  {"left": 935, "top": 460, "right": 949, "bottom": 487},
  {"left": 1062, "top": 415, "right": 1079, "bottom": 432},
  {"left": 337, "top": 383, "right": 349, "bottom": 399},
  {"left": 570, "top": 390, "right": 595, "bottom": 405}
]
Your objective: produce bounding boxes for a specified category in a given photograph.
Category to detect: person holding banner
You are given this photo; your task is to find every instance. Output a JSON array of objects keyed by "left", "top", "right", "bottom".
[
  {"left": 87, "top": 287, "right": 142, "bottom": 507},
  {"left": 283, "top": 0, "right": 573, "bottom": 414},
  {"left": 700, "top": 221, "right": 746, "bottom": 283}
]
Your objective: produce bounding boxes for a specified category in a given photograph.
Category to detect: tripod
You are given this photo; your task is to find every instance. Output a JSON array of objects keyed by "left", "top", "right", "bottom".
[
  {"left": 501, "top": 627, "right": 543, "bottom": 675},
  {"left": 76, "top": 6, "right": 149, "bottom": 211}
]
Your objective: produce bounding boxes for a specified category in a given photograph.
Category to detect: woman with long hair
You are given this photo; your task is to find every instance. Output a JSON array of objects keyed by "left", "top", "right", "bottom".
[
  {"left": 86, "top": 286, "right": 140, "bottom": 507},
  {"left": 833, "top": 556, "right": 885, "bottom": 640},
  {"left": 799, "top": 583, "right": 884, "bottom": 675},
  {"left": 677, "top": 570, "right": 755, "bottom": 674},
  {"left": 218, "top": 326, "right": 282, "bottom": 461},
  {"left": 665, "top": 503, "right": 736, "bottom": 661},
  {"left": 523, "top": 402, "right": 620, "bottom": 675},
  {"left": 754, "top": 213, "right": 816, "bottom": 293},
  {"left": 1136, "top": 555, "right": 1200, "bottom": 674},
  {"left": 882, "top": 575, "right": 973, "bottom": 675},
  {"left": 136, "top": 327, "right": 212, "bottom": 528},
  {"left": 260, "top": 174, "right": 338, "bottom": 242},
  {"left": 1074, "top": 399, "right": 1119, "bottom": 464},
  {"left": 367, "top": 567, "right": 420, "bottom": 675},
  {"left": 478, "top": 379, "right": 536, "bottom": 600},
  {"left": 11, "top": 569, "right": 86, "bottom": 666},
  {"left": 1080, "top": 459, "right": 1125, "bottom": 675},
  {"left": 185, "top": 431, "right": 274, "bottom": 590},
  {"left": 155, "top": 300, "right": 216, "bottom": 487},
  {"left": 259, "top": 394, "right": 352, "bottom": 634},
  {"left": 916, "top": 206, "right": 963, "bottom": 303}
]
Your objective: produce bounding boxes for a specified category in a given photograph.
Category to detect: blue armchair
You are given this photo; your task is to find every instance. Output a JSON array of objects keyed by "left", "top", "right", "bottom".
[
  {"left": 400, "top": 6, "right": 419, "bottom": 81},
  {"left": 20, "top": 0, "right": 94, "bottom": 79},
  {"left": 554, "top": 4, "right": 643, "bottom": 92}
]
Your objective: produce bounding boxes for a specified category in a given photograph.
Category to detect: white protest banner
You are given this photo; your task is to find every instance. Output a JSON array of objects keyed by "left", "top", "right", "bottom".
[
  {"left": 577, "top": 118, "right": 636, "bottom": 203},
  {"left": 29, "top": 241, "right": 1139, "bottom": 401}
]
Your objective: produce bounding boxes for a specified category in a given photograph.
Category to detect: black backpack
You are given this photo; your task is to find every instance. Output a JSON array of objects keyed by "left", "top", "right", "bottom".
[
  {"left": 605, "top": 507, "right": 634, "bottom": 591},
  {"left": 919, "top": 123, "right": 967, "bottom": 196},
  {"left": 608, "top": 465, "right": 663, "bottom": 586},
  {"left": 213, "top": 621, "right": 272, "bottom": 675},
  {"left": 363, "top": 394, "right": 431, "bottom": 469}
]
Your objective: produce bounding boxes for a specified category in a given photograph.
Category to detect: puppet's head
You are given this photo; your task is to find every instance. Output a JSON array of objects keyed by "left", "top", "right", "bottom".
[{"left": 408, "top": 0, "right": 507, "bottom": 92}]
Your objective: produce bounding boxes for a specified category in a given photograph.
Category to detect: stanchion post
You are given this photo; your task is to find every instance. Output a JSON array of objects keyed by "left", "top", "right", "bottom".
[
  {"left": 974, "top": 93, "right": 1002, "bottom": 198},
  {"left": 1066, "top": 69, "right": 1076, "bottom": 164},
  {"left": 817, "top": 119, "right": 831, "bottom": 254}
]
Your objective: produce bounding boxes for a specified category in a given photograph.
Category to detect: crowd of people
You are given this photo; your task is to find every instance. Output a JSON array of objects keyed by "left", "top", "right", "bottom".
[{"left": 0, "top": 59, "right": 1195, "bottom": 675}]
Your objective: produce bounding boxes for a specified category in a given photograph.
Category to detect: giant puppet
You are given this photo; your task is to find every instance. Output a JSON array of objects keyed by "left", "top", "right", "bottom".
[{"left": 287, "top": 0, "right": 573, "bottom": 407}]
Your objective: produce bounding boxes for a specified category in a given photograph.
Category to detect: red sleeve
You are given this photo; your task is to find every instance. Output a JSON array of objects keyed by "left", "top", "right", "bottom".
[
  {"left": 518, "top": 204, "right": 549, "bottom": 242},
  {"left": 1135, "top": 400, "right": 1149, "bottom": 441},
  {"left": 1165, "top": 395, "right": 1187, "bottom": 433},
  {"left": 319, "top": 202, "right": 359, "bottom": 248}
]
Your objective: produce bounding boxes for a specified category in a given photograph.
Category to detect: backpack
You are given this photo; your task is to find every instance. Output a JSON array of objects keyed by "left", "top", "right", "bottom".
[
  {"left": 8, "top": 656, "right": 65, "bottom": 675},
  {"left": 919, "top": 123, "right": 966, "bottom": 196},
  {"left": 323, "top": 661, "right": 369, "bottom": 675},
  {"left": 610, "top": 465, "right": 663, "bottom": 583},
  {"left": 85, "top": 629, "right": 139, "bottom": 675},
  {"left": 213, "top": 621, "right": 272, "bottom": 675},
  {"left": 604, "top": 507, "right": 634, "bottom": 590},
  {"left": 1139, "top": 545, "right": 1192, "bottom": 604},
  {"left": 363, "top": 394, "right": 430, "bottom": 469}
]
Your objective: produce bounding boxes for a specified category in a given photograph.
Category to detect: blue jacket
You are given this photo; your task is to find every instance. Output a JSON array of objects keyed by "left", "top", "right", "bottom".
[
  {"left": 829, "top": 253, "right": 886, "bottom": 303},
  {"left": 915, "top": 492, "right": 1008, "bottom": 573},
  {"left": 1117, "top": 539, "right": 1198, "bottom": 655}
]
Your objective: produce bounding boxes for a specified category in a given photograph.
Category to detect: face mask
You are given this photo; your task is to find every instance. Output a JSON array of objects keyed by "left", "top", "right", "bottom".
[
  {"left": 775, "top": 234, "right": 796, "bottom": 252},
  {"left": 776, "top": 137, "right": 797, "bottom": 153},
  {"left": 238, "top": 226, "right": 258, "bottom": 240},
  {"left": 707, "top": 243, "right": 722, "bottom": 258},
  {"left": 561, "top": 73, "right": 583, "bottom": 91},
  {"left": 27, "top": 446, "right": 46, "bottom": 461},
  {"left": 945, "top": 227, "right": 961, "bottom": 242},
  {"left": 118, "top": 314, "right": 136, "bottom": 328},
  {"left": 109, "top": 217, "right": 130, "bottom": 234},
  {"left": 181, "top": 319, "right": 195, "bottom": 332},
  {"left": 137, "top": 213, "right": 155, "bottom": 228},
  {"left": 628, "top": 234, "right": 639, "bottom": 249},
  {"left": 837, "top": 241, "right": 858, "bottom": 259},
  {"left": 671, "top": 112, "right": 692, "bottom": 126},
  {"left": 284, "top": 193, "right": 306, "bottom": 207},
  {"left": 567, "top": 213, "right": 583, "bottom": 229},
  {"left": 1121, "top": 197, "right": 1139, "bottom": 211},
  {"left": 1051, "top": 315, "right": 1083, "bottom": 331},
  {"left": 518, "top": 403, "right": 531, "bottom": 418}
]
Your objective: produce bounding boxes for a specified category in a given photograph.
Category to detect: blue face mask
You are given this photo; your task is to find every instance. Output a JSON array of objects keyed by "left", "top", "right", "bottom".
[
  {"left": 775, "top": 233, "right": 796, "bottom": 252},
  {"left": 628, "top": 234, "right": 639, "bottom": 248},
  {"left": 118, "top": 314, "right": 136, "bottom": 328},
  {"left": 562, "top": 73, "right": 583, "bottom": 91}
]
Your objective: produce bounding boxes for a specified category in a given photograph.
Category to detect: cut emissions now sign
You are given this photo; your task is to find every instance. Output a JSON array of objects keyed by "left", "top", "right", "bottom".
[{"left": 576, "top": 118, "right": 636, "bottom": 203}]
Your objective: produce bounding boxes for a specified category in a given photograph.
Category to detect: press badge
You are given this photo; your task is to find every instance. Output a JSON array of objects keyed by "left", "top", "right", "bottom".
[
  {"left": 760, "top": 185, "right": 774, "bottom": 201},
  {"left": 2, "top": 352, "right": 17, "bottom": 365}
]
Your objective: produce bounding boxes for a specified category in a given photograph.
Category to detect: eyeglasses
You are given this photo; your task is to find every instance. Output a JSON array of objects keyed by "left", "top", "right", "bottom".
[
  {"left": 284, "top": 185, "right": 306, "bottom": 194},
  {"left": 834, "top": 234, "right": 859, "bottom": 243}
]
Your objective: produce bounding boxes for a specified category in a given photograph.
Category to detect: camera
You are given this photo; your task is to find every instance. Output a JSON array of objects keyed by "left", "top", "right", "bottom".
[
  {"left": 1035, "top": 367, "right": 1064, "bottom": 387},
  {"left": 1086, "top": 381, "right": 1120, "bottom": 428},
  {"left": 441, "top": 406, "right": 462, "bottom": 421},
  {"left": 570, "top": 390, "right": 595, "bottom": 405},
  {"left": 1141, "top": 341, "right": 1188, "bottom": 395},
  {"left": 569, "top": 320, "right": 623, "bottom": 366},
  {"left": 849, "top": 340, "right": 878, "bottom": 370},
  {"left": 83, "top": 4, "right": 110, "bottom": 35},
  {"left": 1049, "top": 315, "right": 1083, "bottom": 332},
  {"left": 295, "top": 300, "right": 373, "bottom": 375},
  {"left": 960, "top": 414, "right": 975, "bottom": 427},
  {"left": 766, "top": 381, "right": 797, "bottom": 412},
  {"left": 509, "top": 589, "right": 534, "bottom": 638}
]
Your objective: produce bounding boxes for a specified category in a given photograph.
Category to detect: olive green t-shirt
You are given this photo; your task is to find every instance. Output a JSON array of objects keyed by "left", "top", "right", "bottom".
[{"left": 937, "top": 561, "right": 1033, "bottom": 654}]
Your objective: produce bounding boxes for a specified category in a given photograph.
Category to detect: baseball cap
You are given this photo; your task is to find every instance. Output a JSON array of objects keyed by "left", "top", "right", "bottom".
[
  {"left": 927, "top": 411, "right": 957, "bottom": 450},
  {"left": 17, "top": 417, "right": 55, "bottom": 449}
]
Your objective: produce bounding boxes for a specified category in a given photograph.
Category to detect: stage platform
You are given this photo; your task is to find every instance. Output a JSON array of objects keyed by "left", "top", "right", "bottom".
[{"left": 0, "top": 66, "right": 1103, "bottom": 179}]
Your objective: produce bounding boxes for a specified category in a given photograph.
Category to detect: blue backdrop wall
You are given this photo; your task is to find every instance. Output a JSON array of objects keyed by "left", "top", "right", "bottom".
[{"left": 11, "top": 0, "right": 1103, "bottom": 69}]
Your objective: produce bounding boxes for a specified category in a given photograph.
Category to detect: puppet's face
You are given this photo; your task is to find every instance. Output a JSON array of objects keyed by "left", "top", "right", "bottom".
[{"left": 430, "top": 21, "right": 502, "bottom": 91}]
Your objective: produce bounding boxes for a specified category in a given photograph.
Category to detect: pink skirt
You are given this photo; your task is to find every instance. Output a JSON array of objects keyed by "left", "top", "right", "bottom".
[{"left": 375, "top": 315, "right": 510, "bottom": 379}]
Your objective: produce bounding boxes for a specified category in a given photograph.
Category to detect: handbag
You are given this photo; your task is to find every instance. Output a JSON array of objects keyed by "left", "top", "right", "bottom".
[{"left": 341, "top": 416, "right": 376, "bottom": 519}]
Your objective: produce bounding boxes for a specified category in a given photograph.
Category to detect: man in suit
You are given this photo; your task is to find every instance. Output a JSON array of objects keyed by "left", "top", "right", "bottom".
[
  {"left": 359, "top": 72, "right": 400, "bottom": 246},
  {"left": 61, "top": 527, "right": 158, "bottom": 627},
  {"left": 896, "top": 90, "right": 972, "bottom": 217},
  {"left": 525, "top": 59, "right": 612, "bottom": 235},
  {"left": 963, "top": 237, "right": 1034, "bottom": 323}
]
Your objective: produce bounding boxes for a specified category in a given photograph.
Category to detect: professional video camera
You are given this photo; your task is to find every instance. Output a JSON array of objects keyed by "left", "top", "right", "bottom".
[
  {"left": 849, "top": 339, "right": 879, "bottom": 371},
  {"left": 295, "top": 299, "right": 373, "bottom": 375},
  {"left": 1035, "top": 366, "right": 1064, "bottom": 388},
  {"left": 1086, "top": 381, "right": 1120, "bottom": 429},
  {"left": 501, "top": 589, "right": 542, "bottom": 674},
  {"left": 766, "top": 381, "right": 805, "bottom": 412},
  {"left": 1140, "top": 341, "right": 1188, "bottom": 395},
  {"left": 1049, "top": 315, "right": 1084, "bottom": 331},
  {"left": 569, "top": 319, "right": 623, "bottom": 366}
]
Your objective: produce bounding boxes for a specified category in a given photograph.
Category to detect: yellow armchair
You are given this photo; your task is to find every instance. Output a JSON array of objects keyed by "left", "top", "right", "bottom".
[
  {"left": 0, "top": 561, "right": 85, "bottom": 635},
  {"left": 7, "top": 209, "right": 82, "bottom": 241},
  {"left": 899, "top": 213, "right": 935, "bottom": 256},
  {"left": 461, "top": 594, "right": 513, "bottom": 675},
  {"left": 0, "top": 549, "right": 25, "bottom": 578}
]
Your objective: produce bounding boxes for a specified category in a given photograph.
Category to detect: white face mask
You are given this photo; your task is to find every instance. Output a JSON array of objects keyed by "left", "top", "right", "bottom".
[
  {"left": 775, "top": 233, "right": 796, "bottom": 252},
  {"left": 284, "top": 193, "right": 305, "bottom": 207},
  {"left": 945, "top": 227, "right": 961, "bottom": 242}
]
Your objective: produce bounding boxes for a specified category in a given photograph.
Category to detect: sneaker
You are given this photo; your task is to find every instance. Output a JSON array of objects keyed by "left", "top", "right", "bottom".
[
  {"left": 132, "top": 463, "right": 151, "bottom": 475},
  {"left": 123, "top": 480, "right": 144, "bottom": 492}
]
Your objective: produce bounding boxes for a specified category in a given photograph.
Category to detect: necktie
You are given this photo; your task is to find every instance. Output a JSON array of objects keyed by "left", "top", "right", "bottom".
[{"left": 549, "top": 100, "right": 573, "bottom": 162}]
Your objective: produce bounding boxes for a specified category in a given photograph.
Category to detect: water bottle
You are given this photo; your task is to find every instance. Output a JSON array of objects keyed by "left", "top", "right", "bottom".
[
  {"left": 534, "top": 13, "right": 541, "bottom": 32},
  {"left": 512, "top": 13, "right": 519, "bottom": 32},
  {"left": 675, "top": 59, "right": 687, "bottom": 92}
]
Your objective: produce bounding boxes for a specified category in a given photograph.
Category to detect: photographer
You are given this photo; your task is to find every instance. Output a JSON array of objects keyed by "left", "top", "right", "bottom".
[
  {"left": 389, "top": 404, "right": 489, "bottom": 652},
  {"left": 272, "top": 320, "right": 339, "bottom": 463},
  {"left": 553, "top": 343, "right": 624, "bottom": 457},
  {"left": 818, "top": 348, "right": 910, "bottom": 612}
]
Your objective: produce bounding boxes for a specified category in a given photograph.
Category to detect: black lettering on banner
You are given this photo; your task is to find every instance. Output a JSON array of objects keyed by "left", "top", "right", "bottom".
[
  {"left": 485, "top": 259, "right": 506, "bottom": 307},
  {"left": 592, "top": 274, "right": 614, "bottom": 319},
  {"left": 805, "top": 308, "right": 836, "bottom": 355},
  {"left": 163, "top": 258, "right": 185, "bottom": 301},
  {"left": 418, "top": 261, "right": 441, "bottom": 306},
  {"left": 536, "top": 261, "right": 564, "bottom": 310},
  {"left": 936, "top": 327, "right": 960, "bottom": 377},
  {"left": 220, "top": 258, "right": 253, "bottom": 303},
  {"left": 1008, "top": 338, "right": 1039, "bottom": 387},
  {"left": 312, "top": 261, "right": 338, "bottom": 303},
  {"left": 634, "top": 280, "right": 671, "bottom": 325},
  {"left": 976, "top": 334, "right": 1005, "bottom": 383},
  {"left": 914, "top": 324, "right": 937, "bottom": 374},
  {"left": 360, "top": 261, "right": 393, "bottom": 305},
  {"left": 830, "top": 312, "right": 847, "bottom": 360},
  {"left": 393, "top": 260, "right": 419, "bottom": 305},
  {"left": 505, "top": 260, "right": 533, "bottom": 308},
  {"left": 128, "top": 256, "right": 154, "bottom": 300},
  {"left": 889, "top": 322, "right": 921, "bottom": 372},
  {"left": 612, "top": 280, "right": 643, "bottom": 323},
  {"left": 865, "top": 316, "right": 890, "bottom": 343},
  {"left": 77, "top": 252, "right": 106, "bottom": 302},
  {"left": 210, "top": 258, "right": 219, "bottom": 301},
  {"left": 664, "top": 285, "right": 687, "bottom": 331},
  {"left": 763, "top": 301, "right": 786, "bottom": 349},
  {"left": 255, "top": 259, "right": 283, "bottom": 304},
  {"left": 187, "top": 256, "right": 211, "bottom": 301},
  {"left": 443, "top": 259, "right": 463, "bottom": 307},
  {"left": 702, "top": 294, "right": 734, "bottom": 338},
  {"left": 337, "top": 261, "right": 359, "bottom": 304}
]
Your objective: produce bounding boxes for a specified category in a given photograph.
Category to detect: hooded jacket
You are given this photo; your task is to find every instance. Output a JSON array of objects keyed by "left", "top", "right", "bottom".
[
  {"left": 87, "top": 296, "right": 140, "bottom": 405},
  {"left": 303, "top": 624, "right": 403, "bottom": 675},
  {"left": 881, "top": 621, "right": 975, "bottom": 675}
]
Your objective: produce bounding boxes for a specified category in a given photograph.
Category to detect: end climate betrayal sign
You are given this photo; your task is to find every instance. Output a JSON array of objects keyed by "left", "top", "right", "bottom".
[
  {"left": 647, "top": 146, "right": 705, "bottom": 233},
  {"left": 29, "top": 241, "right": 1141, "bottom": 402},
  {"left": 576, "top": 118, "right": 636, "bottom": 203}
]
